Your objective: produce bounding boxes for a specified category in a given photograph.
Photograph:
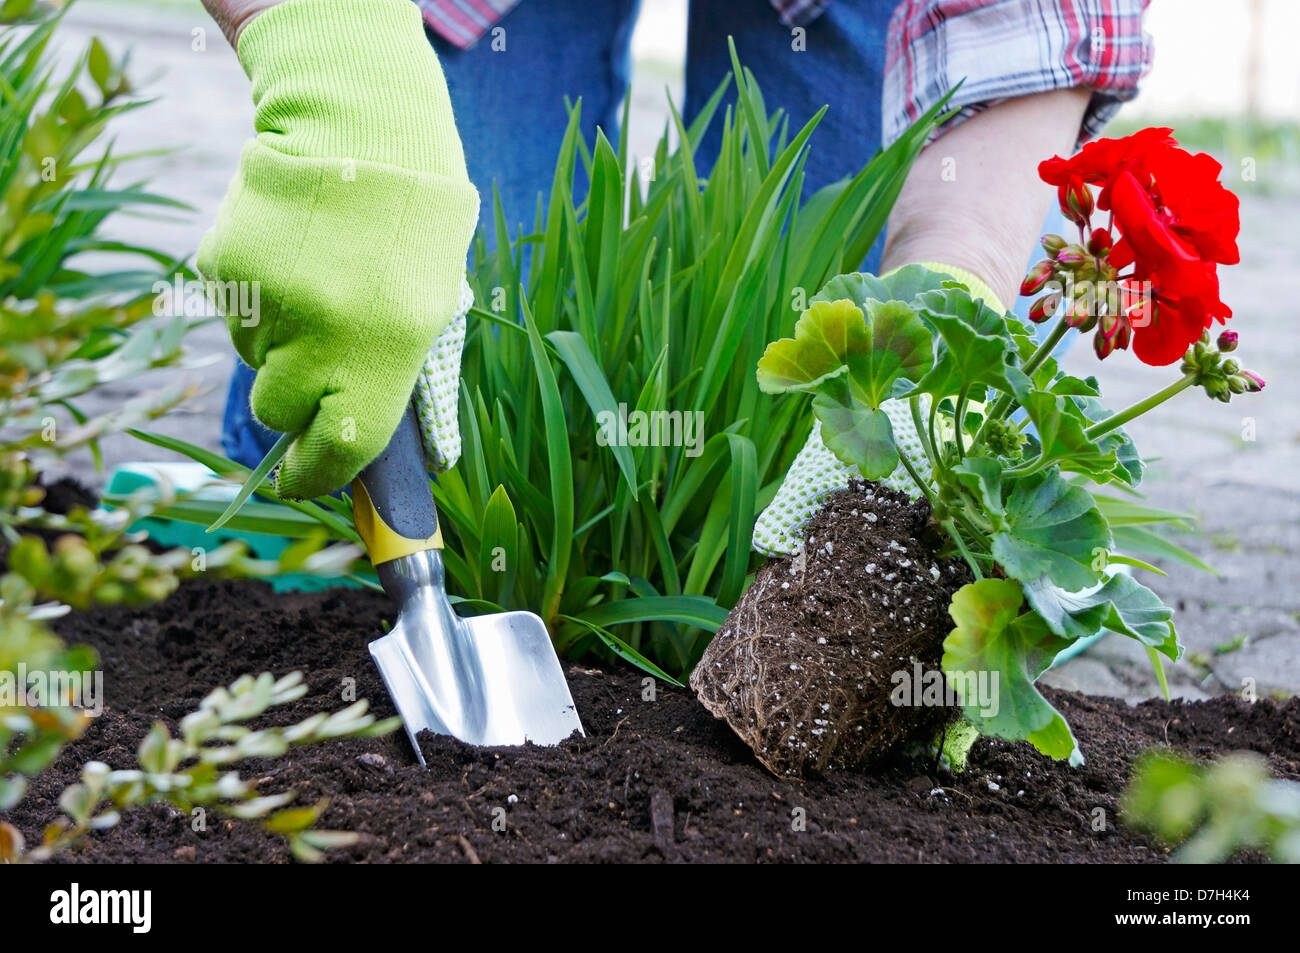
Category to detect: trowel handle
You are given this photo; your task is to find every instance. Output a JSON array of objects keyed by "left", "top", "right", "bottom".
[{"left": 351, "top": 402, "right": 442, "bottom": 567}]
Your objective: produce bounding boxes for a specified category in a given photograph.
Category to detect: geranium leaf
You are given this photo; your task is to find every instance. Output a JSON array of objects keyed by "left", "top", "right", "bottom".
[
  {"left": 1022, "top": 573, "right": 1179, "bottom": 659},
  {"left": 756, "top": 298, "right": 864, "bottom": 393},
  {"left": 951, "top": 455, "right": 1005, "bottom": 518},
  {"left": 810, "top": 263, "right": 950, "bottom": 309},
  {"left": 848, "top": 299, "right": 934, "bottom": 406},
  {"left": 758, "top": 297, "right": 933, "bottom": 412},
  {"left": 811, "top": 272, "right": 890, "bottom": 307},
  {"left": 1019, "top": 392, "right": 1120, "bottom": 480},
  {"left": 942, "top": 579, "right": 1081, "bottom": 763},
  {"left": 911, "top": 287, "right": 1031, "bottom": 402},
  {"left": 812, "top": 385, "right": 899, "bottom": 480},
  {"left": 992, "top": 468, "right": 1111, "bottom": 591},
  {"left": 1050, "top": 374, "right": 1101, "bottom": 397},
  {"left": 1071, "top": 395, "right": 1145, "bottom": 485}
]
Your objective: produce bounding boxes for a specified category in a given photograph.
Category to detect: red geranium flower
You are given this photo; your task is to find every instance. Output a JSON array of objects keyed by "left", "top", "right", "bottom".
[
  {"left": 1039, "top": 126, "right": 1178, "bottom": 206},
  {"left": 1107, "top": 170, "right": 1233, "bottom": 365},
  {"left": 1036, "top": 129, "right": 1240, "bottom": 366}
]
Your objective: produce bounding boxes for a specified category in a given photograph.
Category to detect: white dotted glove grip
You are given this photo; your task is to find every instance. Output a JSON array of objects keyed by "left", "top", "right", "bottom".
[
  {"left": 751, "top": 395, "right": 939, "bottom": 557},
  {"left": 413, "top": 276, "right": 473, "bottom": 472}
]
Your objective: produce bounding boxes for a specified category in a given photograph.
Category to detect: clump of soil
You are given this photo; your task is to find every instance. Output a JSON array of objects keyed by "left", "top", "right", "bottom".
[
  {"left": 4, "top": 579, "right": 1298, "bottom": 863},
  {"left": 36, "top": 476, "right": 98, "bottom": 515},
  {"left": 692, "top": 481, "right": 970, "bottom": 778}
]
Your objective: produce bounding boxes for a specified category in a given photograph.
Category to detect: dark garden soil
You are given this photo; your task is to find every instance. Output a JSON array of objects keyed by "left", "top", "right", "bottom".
[
  {"left": 694, "top": 481, "right": 971, "bottom": 777},
  {"left": 5, "top": 574, "right": 1297, "bottom": 863},
  {"left": 36, "top": 476, "right": 99, "bottom": 515}
]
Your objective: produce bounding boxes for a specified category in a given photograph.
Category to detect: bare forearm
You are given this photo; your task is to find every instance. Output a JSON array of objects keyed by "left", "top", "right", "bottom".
[
  {"left": 202, "top": 0, "right": 281, "bottom": 47},
  {"left": 881, "top": 88, "right": 1091, "bottom": 306}
]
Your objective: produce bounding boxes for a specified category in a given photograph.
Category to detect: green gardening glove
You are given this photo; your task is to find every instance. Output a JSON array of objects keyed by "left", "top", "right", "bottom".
[{"left": 198, "top": 0, "right": 479, "bottom": 499}]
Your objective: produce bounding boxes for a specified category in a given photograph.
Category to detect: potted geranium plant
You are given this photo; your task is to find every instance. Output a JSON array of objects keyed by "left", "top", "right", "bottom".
[{"left": 693, "top": 127, "right": 1262, "bottom": 778}]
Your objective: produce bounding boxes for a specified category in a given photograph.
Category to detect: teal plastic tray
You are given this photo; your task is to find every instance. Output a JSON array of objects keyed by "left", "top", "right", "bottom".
[{"left": 104, "top": 462, "right": 359, "bottom": 593}]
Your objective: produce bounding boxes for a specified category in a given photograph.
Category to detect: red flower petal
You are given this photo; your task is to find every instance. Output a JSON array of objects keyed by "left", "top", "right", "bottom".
[
  {"left": 1132, "top": 300, "right": 1205, "bottom": 366},
  {"left": 1144, "top": 148, "right": 1241, "bottom": 264}
]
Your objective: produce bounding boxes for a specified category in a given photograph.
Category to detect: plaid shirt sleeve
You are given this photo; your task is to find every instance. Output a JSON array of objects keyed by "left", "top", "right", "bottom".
[
  {"left": 414, "top": 0, "right": 521, "bottom": 48},
  {"left": 883, "top": 0, "right": 1154, "bottom": 148}
]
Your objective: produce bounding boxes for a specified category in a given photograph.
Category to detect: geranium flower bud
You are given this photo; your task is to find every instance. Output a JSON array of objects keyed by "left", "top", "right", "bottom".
[
  {"left": 1217, "top": 329, "right": 1239, "bottom": 352},
  {"left": 1087, "top": 228, "right": 1113, "bottom": 256},
  {"left": 1094, "top": 327, "right": 1117, "bottom": 360},
  {"left": 1060, "top": 178, "right": 1094, "bottom": 227},
  {"left": 1056, "top": 245, "right": 1087, "bottom": 269},
  {"left": 1029, "top": 291, "right": 1061, "bottom": 323},
  {"left": 1114, "top": 317, "right": 1132, "bottom": 351},
  {"left": 1093, "top": 311, "right": 1129, "bottom": 358},
  {"left": 1040, "top": 233, "right": 1067, "bottom": 256},
  {"left": 1221, "top": 358, "right": 1240, "bottom": 375},
  {"left": 1239, "top": 370, "right": 1266, "bottom": 392},
  {"left": 1020, "top": 259, "right": 1056, "bottom": 296},
  {"left": 1063, "top": 296, "right": 1097, "bottom": 332}
]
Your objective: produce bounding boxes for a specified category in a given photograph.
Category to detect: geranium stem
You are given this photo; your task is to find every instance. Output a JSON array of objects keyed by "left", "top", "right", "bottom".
[
  {"left": 980, "top": 318, "right": 1070, "bottom": 435},
  {"left": 1023, "top": 318, "right": 1071, "bottom": 377},
  {"left": 954, "top": 386, "right": 970, "bottom": 459},
  {"left": 943, "top": 518, "right": 983, "bottom": 580},
  {"left": 896, "top": 450, "right": 935, "bottom": 505},
  {"left": 1085, "top": 373, "right": 1198, "bottom": 439},
  {"left": 909, "top": 394, "right": 938, "bottom": 468}
]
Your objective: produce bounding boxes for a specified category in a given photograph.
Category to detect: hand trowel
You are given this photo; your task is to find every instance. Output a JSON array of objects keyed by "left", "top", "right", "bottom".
[{"left": 351, "top": 402, "right": 583, "bottom": 764}]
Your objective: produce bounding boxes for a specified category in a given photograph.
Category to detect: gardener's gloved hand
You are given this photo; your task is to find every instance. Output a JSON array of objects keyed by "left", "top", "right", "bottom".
[
  {"left": 198, "top": 0, "right": 479, "bottom": 499},
  {"left": 751, "top": 264, "right": 1003, "bottom": 556}
]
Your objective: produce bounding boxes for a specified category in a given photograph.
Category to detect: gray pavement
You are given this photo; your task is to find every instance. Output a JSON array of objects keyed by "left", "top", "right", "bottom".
[{"left": 51, "top": 3, "right": 1300, "bottom": 703}]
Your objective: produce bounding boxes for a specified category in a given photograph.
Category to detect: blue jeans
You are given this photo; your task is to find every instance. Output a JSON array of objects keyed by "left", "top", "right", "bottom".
[{"left": 222, "top": 0, "right": 930, "bottom": 466}]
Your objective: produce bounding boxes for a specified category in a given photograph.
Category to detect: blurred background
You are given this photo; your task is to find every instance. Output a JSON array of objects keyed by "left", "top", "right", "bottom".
[
  {"left": 69, "top": 0, "right": 1300, "bottom": 264},
  {"left": 50, "top": 0, "right": 1300, "bottom": 701}
]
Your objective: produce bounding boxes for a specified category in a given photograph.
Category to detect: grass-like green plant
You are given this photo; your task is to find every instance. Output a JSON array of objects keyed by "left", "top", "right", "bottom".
[
  {"left": 142, "top": 42, "right": 953, "bottom": 679},
  {"left": 0, "top": 0, "right": 386, "bottom": 862}
]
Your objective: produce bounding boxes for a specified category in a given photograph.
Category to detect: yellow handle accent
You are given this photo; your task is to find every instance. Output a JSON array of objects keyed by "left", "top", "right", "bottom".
[{"left": 350, "top": 478, "right": 442, "bottom": 566}]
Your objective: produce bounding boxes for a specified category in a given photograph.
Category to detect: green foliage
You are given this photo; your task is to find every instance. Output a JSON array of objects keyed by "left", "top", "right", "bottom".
[
  {"left": 446, "top": 48, "right": 950, "bottom": 674},
  {"left": 756, "top": 263, "right": 1212, "bottom": 762},
  {"left": 0, "top": 672, "right": 398, "bottom": 863},
  {"left": 143, "top": 43, "right": 952, "bottom": 678},
  {"left": 989, "top": 467, "right": 1109, "bottom": 591},
  {"left": 0, "top": 2, "right": 187, "bottom": 301},
  {"left": 1123, "top": 751, "right": 1300, "bottom": 863},
  {"left": 908, "top": 286, "right": 1029, "bottom": 402}
]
